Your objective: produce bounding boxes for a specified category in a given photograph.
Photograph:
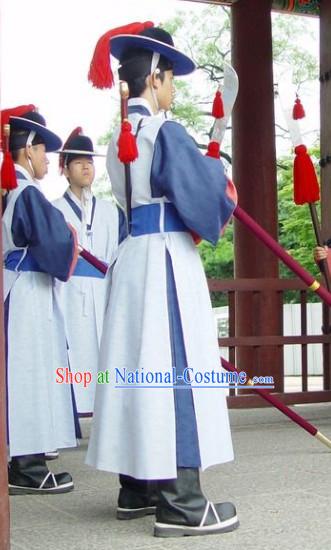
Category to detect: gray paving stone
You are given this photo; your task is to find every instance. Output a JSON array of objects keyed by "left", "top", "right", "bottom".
[{"left": 9, "top": 405, "right": 331, "bottom": 550}]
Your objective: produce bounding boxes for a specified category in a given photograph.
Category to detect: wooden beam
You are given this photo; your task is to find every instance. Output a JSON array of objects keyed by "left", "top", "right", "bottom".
[
  {"left": 320, "top": 1, "right": 331, "bottom": 392},
  {"left": 179, "top": 0, "right": 320, "bottom": 16}
]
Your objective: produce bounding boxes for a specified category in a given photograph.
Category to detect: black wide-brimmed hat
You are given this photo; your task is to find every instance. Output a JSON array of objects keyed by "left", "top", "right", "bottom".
[
  {"left": 88, "top": 21, "right": 196, "bottom": 89},
  {"left": 60, "top": 135, "right": 104, "bottom": 157},
  {"left": 111, "top": 27, "right": 196, "bottom": 76},
  {"left": 57, "top": 128, "right": 105, "bottom": 173},
  {"left": 9, "top": 111, "right": 62, "bottom": 152}
]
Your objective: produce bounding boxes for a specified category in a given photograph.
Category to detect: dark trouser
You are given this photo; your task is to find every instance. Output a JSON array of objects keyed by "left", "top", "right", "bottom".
[
  {"left": 119, "top": 468, "right": 208, "bottom": 524},
  {"left": 118, "top": 474, "right": 158, "bottom": 509},
  {"left": 156, "top": 468, "right": 207, "bottom": 526}
]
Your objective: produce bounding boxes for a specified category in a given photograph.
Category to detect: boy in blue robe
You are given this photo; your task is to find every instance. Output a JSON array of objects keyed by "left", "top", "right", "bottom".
[
  {"left": 2, "top": 107, "right": 79, "bottom": 494},
  {"left": 53, "top": 130, "right": 127, "bottom": 415},
  {"left": 86, "top": 24, "right": 239, "bottom": 537}
]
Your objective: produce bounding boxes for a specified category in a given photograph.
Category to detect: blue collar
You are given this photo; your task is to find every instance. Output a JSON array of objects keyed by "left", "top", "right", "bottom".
[
  {"left": 15, "top": 170, "right": 28, "bottom": 181},
  {"left": 64, "top": 192, "right": 96, "bottom": 229},
  {"left": 128, "top": 105, "right": 152, "bottom": 117}
]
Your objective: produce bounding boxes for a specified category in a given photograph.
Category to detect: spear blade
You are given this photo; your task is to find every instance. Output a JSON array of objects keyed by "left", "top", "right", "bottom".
[{"left": 211, "top": 62, "right": 239, "bottom": 146}]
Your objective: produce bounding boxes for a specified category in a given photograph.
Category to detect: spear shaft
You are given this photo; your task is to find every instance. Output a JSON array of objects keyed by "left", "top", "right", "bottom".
[
  {"left": 120, "top": 81, "right": 132, "bottom": 232},
  {"left": 234, "top": 204, "right": 331, "bottom": 307},
  {"left": 221, "top": 357, "right": 331, "bottom": 451}
]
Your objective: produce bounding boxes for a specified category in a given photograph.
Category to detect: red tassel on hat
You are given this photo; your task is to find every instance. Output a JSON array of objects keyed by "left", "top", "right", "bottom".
[
  {"left": 117, "top": 120, "right": 138, "bottom": 163},
  {"left": 88, "top": 21, "right": 154, "bottom": 89},
  {"left": 206, "top": 141, "right": 220, "bottom": 159},
  {"left": 1, "top": 104, "right": 35, "bottom": 149},
  {"left": 212, "top": 90, "right": 224, "bottom": 119},
  {"left": 292, "top": 95, "right": 305, "bottom": 120},
  {"left": 1, "top": 104, "right": 35, "bottom": 128},
  {"left": 293, "top": 144, "right": 320, "bottom": 205},
  {"left": 59, "top": 126, "right": 83, "bottom": 174}
]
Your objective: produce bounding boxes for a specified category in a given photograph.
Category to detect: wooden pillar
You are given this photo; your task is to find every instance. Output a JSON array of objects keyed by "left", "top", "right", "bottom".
[
  {"left": 0, "top": 39, "right": 10, "bottom": 541},
  {"left": 320, "top": 0, "right": 331, "bottom": 391},
  {"left": 232, "top": 0, "right": 283, "bottom": 390},
  {"left": 0, "top": 207, "right": 10, "bottom": 547}
]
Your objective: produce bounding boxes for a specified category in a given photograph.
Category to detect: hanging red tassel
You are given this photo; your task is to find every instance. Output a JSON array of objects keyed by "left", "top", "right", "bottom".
[
  {"left": 1, "top": 150, "right": 17, "bottom": 191},
  {"left": 1, "top": 105, "right": 36, "bottom": 191},
  {"left": 293, "top": 144, "right": 320, "bottom": 205},
  {"left": 292, "top": 96, "right": 305, "bottom": 120},
  {"left": 212, "top": 90, "right": 224, "bottom": 119},
  {"left": 206, "top": 141, "right": 220, "bottom": 159},
  {"left": 117, "top": 120, "right": 138, "bottom": 163},
  {"left": 88, "top": 21, "right": 154, "bottom": 89}
]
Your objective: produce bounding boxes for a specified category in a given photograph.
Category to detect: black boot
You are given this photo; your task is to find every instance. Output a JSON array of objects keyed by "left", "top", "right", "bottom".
[
  {"left": 154, "top": 468, "right": 239, "bottom": 537},
  {"left": 8, "top": 454, "right": 73, "bottom": 495},
  {"left": 117, "top": 474, "right": 158, "bottom": 519}
]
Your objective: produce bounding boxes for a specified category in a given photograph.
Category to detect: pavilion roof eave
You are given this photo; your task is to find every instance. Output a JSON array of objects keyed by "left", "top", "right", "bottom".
[{"left": 179, "top": 0, "right": 320, "bottom": 17}]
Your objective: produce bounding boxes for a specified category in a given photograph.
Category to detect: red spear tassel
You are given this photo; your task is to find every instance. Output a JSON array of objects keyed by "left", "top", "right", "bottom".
[
  {"left": 117, "top": 120, "right": 138, "bottom": 163},
  {"left": 292, "top": 96, "right": 305, "bottom": 120},
  {"left": 206, "top": 140, "right": 221, "bottom": 159},
  {"left": 1, "top": 150, "right": 17, "bottom": 190},
  {"left": 212, "top": 90, "right": 224, "bottom": 119},
  {"left": 293, "top": 144, "right": 320, "bottom": 205}
]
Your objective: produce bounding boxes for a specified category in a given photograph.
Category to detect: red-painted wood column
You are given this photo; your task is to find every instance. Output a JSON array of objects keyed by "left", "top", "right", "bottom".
[
  {"left": 0, "top": 63, "right": 10, "bottom": 546},
  {"left": 0, "top": 207, "right": 10, "bottom": 547},
  {"left": 320, "top": 0, "right": 331, "bottom": 391},
  {"left": 231, "top": 0, "right": 283, "bottom": 390}
]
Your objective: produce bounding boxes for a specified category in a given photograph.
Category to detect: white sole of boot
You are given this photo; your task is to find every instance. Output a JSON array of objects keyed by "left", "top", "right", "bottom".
[
  {"left": 8, "top": 481, "right": 74, "bottom": 495},
  {"left": 154, "top": 515, "right": 239, "bottom": 537}
]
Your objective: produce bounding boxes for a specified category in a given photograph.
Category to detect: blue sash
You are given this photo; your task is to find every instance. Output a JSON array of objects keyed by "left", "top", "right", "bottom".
[
  {"left": 5, "top": 250, "right": 44, "bottom": 273},
  {"left": 5, "top": 250, "right": 106, "bottom": 279},
  {"left": 131, "top": 203, "right": 188, "bottom": 237},
  {"left": 72, "top": 257, "right": 106, "bottom": 279}
]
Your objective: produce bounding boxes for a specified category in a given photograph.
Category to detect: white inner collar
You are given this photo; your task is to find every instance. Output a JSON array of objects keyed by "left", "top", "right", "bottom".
[
  {"left": 14, "top": 163, "right": 36, "bottom": 184},
  {"left": 128, "top": 97, "right": 154, "bottom": 115}
]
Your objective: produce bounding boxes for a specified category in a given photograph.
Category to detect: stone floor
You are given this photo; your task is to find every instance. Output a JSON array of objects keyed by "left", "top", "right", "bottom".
[{"left": 9, "top": 403, "right": 331, "bottom": 550}]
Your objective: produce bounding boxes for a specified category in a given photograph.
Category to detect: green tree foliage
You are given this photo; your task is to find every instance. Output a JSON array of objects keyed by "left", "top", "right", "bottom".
[
  {"left": 164, "top": 5, "right": 320, "bottom": 306},
  {"left": 198, "top": 223, "right": 234, "bottom": 306},
  {"left": 272, "top": 13, "right": 319, "bottom": 88},
  {"left": 198, "top": 147, "right": 321, "bottom": 306}
]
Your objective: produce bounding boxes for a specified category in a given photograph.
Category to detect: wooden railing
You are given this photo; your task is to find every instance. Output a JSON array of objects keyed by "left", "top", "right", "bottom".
[{"left": 208, "top": 278, "right": 331, "bottom": 408}]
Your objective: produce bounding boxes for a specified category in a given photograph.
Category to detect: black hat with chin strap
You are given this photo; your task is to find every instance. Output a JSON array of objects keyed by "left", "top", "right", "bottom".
[
  {"left": 57, "top": 128, "right": 105, "bottom": 173},
  {"left": 9, "top": 111, "right": 62, "bottom": 152}
]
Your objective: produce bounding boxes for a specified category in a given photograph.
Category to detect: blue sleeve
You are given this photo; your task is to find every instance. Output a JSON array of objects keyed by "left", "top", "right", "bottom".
[
  {"left": 151, "top": 121, "right": 236, "bottom": 245},
  {"left": 12, "top": 186, "right": 76, "bottom": 281},
  {"left": 117, "top": 205, "right": 128, "bottom": 244}
]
